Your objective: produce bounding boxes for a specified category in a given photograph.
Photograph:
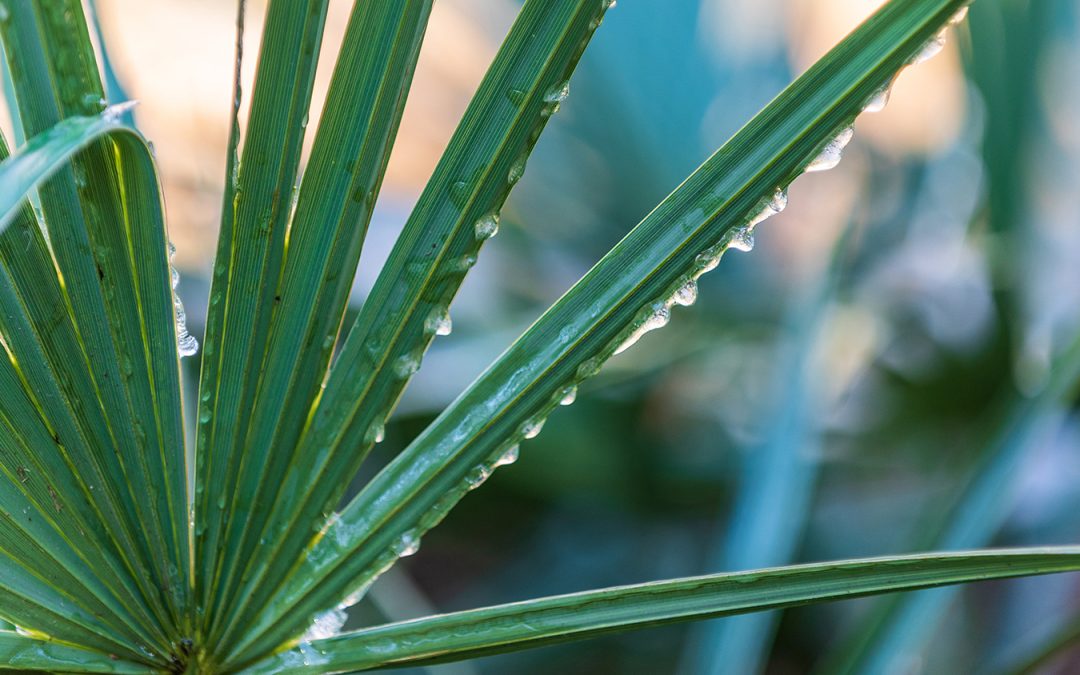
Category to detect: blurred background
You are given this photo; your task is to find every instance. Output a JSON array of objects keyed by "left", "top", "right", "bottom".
[{"left": 16, "top": 0, "right": 1080, "bottom": 672}]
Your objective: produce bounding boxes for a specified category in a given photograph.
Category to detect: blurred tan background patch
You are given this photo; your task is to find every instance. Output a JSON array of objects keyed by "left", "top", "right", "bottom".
[
  {"left": 84, "top": 0, "right": 963, "bottom": 273},
  {"left": 93, "top": 0, "right": 517, "bottom": 269}
]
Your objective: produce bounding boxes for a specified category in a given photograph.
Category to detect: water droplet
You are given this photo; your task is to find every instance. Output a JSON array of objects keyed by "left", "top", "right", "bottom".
[
  {"left": 614, "top": 302, "right": 671, "bottom": 355},
  {"left": 606, "top": 0, "right": 617, "bottom": 8},
  {"left": 862, "top": 82, "right": 892, "bottom": 113},
  {"left": 558, "top": 385, "right": 578, "bottom": 406},
  {"left": 726, "top": 225, "right": 755, "bottom": 252},
  {"left": 302, "top": 609, "right": 346, "bottom": 641},
  {"left": 494, "top": 445, "right": 520, "bottom": 467},
  {"left": 450, "top": 254, "right": 478, "bottom": 274},
  {"left": 544, "top": 81, "right": 570, "bottom": 105},
  {"left": 506, "top": 87, "right": 526, "bottom": 107},
  {"left": 465, "top": 465, "right": 491, "bottom": 489},
  {"left": 0, "top": 5, "right": 10, "bottom": 22},
  {"left": 216, "top": 495, "right": 226, "bottom": 510},
  {"left": 508, "top": 155, "right": 527, "bottom": 186},
  {"left": 365, "top": 423, "right": 385, "bottom": 445},
  {"left": 694, "top": 241, "right": 726, "bottom": 275},
  {"left": 670, "top": 279, "right": 698, "bottom": 307},
  {"left": 168, "top": 241, "right": 199, "bottom": 358},
  {"left": 102, "top": 100, "right": 138, "bottom": 122},
  {"left": 577, "top": 355, "right": 603, "bottom": 379},
  {"left": 909, "top": 30, "right": 947, "bottom": 65},
  {"left": 746, "top": 194, "right": 782, "bottom": 230},
  {"left": 521, "top": 418, "right": 545, "bottom": 439},
  {"left": 474, "top": 213, "right": 500, "bottom": 240},
  {"left": 393, "top": 352, "right": 422, "bottom": 378},
  {"left": 805, "top": 126, "right": 854, "bottom": 173},
  {"left": 541, "top": 81, "right": 570, "bottom": 116},
  {"left": 448, "top": 180, "right": 470, "bottom": 208},
  {"left": 425, "top": 307, "right": 452, "bottom": 336},
  {"left": 392, "top": 529, "right": 420, "bottom": 557}
]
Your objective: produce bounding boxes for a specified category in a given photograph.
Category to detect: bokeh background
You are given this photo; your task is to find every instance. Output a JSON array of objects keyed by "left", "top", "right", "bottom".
[{"left": 12, "top": 0, "right": 1080, "bottom": 672}]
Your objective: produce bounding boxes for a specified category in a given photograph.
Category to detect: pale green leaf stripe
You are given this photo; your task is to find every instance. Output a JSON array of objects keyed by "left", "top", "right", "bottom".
[
  {"left": 3, "top": 1, "right": 185, "bottom": 629},
  {"left": 246, "top": 548, "right": 1080, "bottom": 673},
  {"left": 0, "top": 629, "right": 151, "bottom": 673},
  {"left": 0, "top": 119, "right": 174, "bottom": 653},
  {"left": 194, "top": 0, "right": 330, "bottom": 623},
  {"left": 206, "top": 0, "right": 435, "bottom": 645},
  {"left": 218, "top": 0, "right": 609, "bottom": 644},
  {"left": 228, "top": 0, "right": 971, "bottom": 662}
]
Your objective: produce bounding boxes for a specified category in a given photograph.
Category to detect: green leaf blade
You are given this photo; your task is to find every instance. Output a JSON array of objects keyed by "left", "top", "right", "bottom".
[
  {"left": 0, "top": 629, "right": 152, "bottom": 673},
  {"left": 228, "top": 0, "right": 972, "bottom": 662},
  {"left": 0, "top": 114, "right": 182, "bottom": 655},
  {"left": 202, "top": 0, "right": 436, "bottom": 651},
  {"left": 193, "top": 0, "right": 332, "bottom": 628},
  {"left": 247, "top": 548, "right": 1080, "bottom": 673},
  {"left": 3, "top": 0, "right": 191, "bottom": 633},
  {"left": 218, "top": 0, "right": 612, "bottom": 648}
]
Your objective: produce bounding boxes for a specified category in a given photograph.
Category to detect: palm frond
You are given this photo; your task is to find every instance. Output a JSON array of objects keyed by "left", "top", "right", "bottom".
[
  {"left": 225, "top": 0, "right": 972, "bottom": 664},
  {"left": 248, "top": 548, "right": 1080, "bottom": 673}
]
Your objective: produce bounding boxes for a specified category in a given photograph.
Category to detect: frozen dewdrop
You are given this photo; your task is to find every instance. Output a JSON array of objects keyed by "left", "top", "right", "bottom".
[
  {"left": 168, "top": 241, "right": 199, "bottom": 358},
  {"left": 452, "top": 254, "right": 478, "bottom": 274},
  {"left": 806, "top": 126, "right": 854, "bottom": 173},
  {"left": 747, "top": 188, "right": 788, "bottom": 229},
  {"left": 474, "top": 213, "right": 500, "bottom": 240},
  {"left": 726, "top": 226, "right": 755, "bottom": 252},
  {"left": 494, "top": 445, "right": 520, "bottom": 467},
  {"left": 102, "top": 100, "right": 138, "bottom": 121},
  {"left": 425, "top": 307, "right": 452, "bottom": 336},
  {"left": 670, "top": 279, "right": 698, "bottom": 307},
  {"left": 302, "top": 609, "right": 346, "bottom": 641},
  {"left": 392, "top": 529, "right": 420, "bottom": 557},
  {"left": 465, "top": 464, "right": 491, "bottom": 489},
  {"left": 508, "top": 155, "right": 527, "bottom": 186},
  {"left": 541, "top": 81, "right": 570, "bottom": 116},
  {"left": 558, "top": 385, "right": 578, "bottom": 406},
  {"left": 694, "top": 242, "right": 727, "bottom": 275},
  {"left": 521, "top": 418, "right": 546, "bottom": 439},
  {"left": 365, "top": 422, "right": 386, "bottom": 444},
  {"left": 544, "top": 81, "right": 570, "bottom": 104},
  {"left": 606, "top": 0, "right": 617, "bottom": 8},
  {"left": 949, "top": 6, "right": 969, "bottom": 25},
  {"left": 393, "top": 352, "right": 422, "bottom": 378},
  {"left": 863, "top": 83, "right": 892, "bottom": 113},
  {"left": 576, "top": 355, "right": 604, "bottom": 379},
  {"left": 769, "top": 187, "right": 788, "bottom": 212},
  {"left": 909, "top": 30, "right": 947, "bottom": 65},
  {"left": 614, "top": 302, "right": 671, "bottom": 355}
]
